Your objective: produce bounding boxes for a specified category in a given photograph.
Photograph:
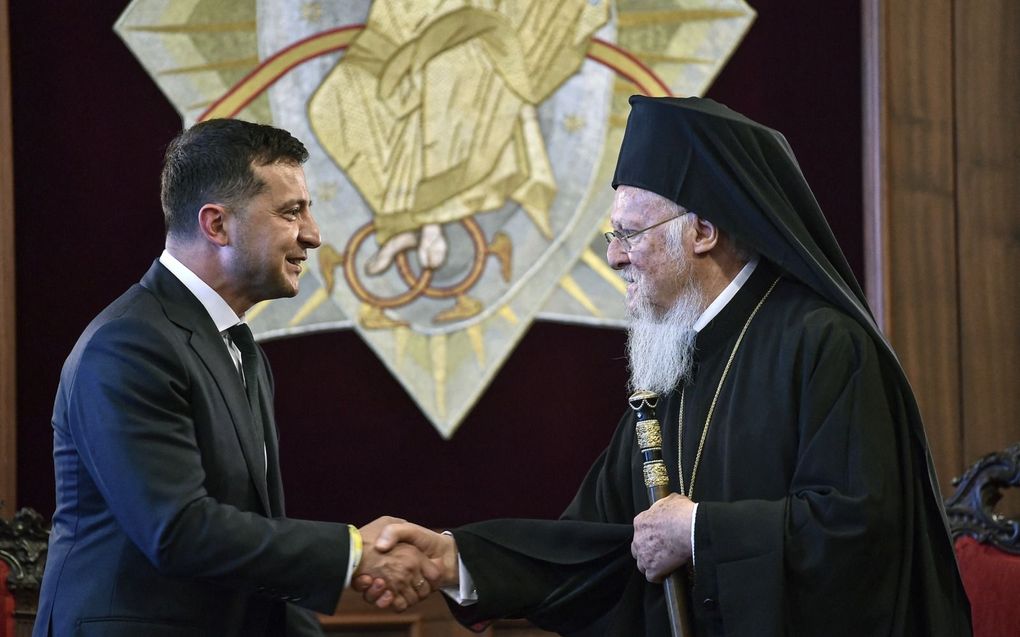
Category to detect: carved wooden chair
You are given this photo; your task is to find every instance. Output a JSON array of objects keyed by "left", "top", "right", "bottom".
[
  {"left": 944, "top": 442, "right": 1020, "bottom": 637},
  {"left": 0, "top": 508, "right": 48, "bottom": 637}
]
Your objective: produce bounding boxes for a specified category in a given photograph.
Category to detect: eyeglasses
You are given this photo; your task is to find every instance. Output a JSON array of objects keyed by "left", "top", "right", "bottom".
[{"left": 603, "top": 213, "right": 684, "bottom": 252}]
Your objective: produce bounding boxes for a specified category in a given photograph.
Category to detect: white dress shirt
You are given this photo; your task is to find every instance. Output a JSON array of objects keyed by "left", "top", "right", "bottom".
[{"left": 159, "top": 250, "right": 247, "bottom": 371}]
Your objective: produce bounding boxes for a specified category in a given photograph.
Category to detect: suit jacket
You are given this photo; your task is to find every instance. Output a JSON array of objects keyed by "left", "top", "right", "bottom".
[{"left": 34, "top": 261, "right": 348, "bottom": 637}]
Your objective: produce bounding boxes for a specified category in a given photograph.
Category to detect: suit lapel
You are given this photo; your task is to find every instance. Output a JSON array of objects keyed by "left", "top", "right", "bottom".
[
  {"left": 140, "top": 261, "right": 272, "bottom": 515},
  {"left": 189, "top": 328, "right": 272, "bottom": 514}
]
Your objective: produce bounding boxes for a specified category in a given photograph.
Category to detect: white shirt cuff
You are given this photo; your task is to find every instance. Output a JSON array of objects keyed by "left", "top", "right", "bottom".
[
  {"left": 343, "top": 550, "right": 355, "bottom": 588},
  {"left": 691, "top": 502, "right": 699, "bottom": 569},
  {"left": 440, "top": 532, "right": 478, "bottom": 605}
]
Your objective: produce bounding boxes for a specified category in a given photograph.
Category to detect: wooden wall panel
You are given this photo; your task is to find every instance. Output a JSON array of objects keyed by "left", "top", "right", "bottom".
[
  {"left": 869, "top": 0, "right": 1020, "bottom": 493},
  {"left": 0, "top": 0, "right": 17, "bottom": 515},
  {"left": 880, "top": 0, "right": 963, "bottom": 492},
  {"left": 955, "top": 1, "right": 1020, "bottom": 463}
]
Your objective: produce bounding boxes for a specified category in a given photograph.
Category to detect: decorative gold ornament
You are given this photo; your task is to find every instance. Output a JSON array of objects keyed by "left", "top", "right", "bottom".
[
  {"left": 635, "top": 419, "right": 664, "bottom": 451},
  {"left": 643, "top": 461, "right": 670, "bottom": 488}
]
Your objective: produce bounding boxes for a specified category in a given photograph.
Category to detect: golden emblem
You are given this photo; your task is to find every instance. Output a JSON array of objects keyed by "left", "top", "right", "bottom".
[
  {"left": 115, "top": 0, "right": 756, "bottom": 436},
  {"left": 309, "top": 1, "right": 607, "bottom": 326}
]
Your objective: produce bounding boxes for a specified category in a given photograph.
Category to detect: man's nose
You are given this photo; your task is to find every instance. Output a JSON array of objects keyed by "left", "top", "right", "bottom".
[
  {"left": 607, "top": 238, "right": 629, "bottom": 270},
  {"left": 300, "top": 212, "right": 321, "bottom": 249}
]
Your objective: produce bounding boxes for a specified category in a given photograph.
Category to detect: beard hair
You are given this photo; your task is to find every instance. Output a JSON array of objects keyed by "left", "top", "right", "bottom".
[{"left": 626, "top": 250, "right": 704, "bottom": 396}]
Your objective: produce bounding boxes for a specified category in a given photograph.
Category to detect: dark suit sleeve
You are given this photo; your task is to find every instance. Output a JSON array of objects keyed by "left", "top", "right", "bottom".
[
  {"left": 286, "top": 603, "right": 326, "bottom": 636},
  {"left": 68, "top": 315, "right": 348, "bottom": 613}
]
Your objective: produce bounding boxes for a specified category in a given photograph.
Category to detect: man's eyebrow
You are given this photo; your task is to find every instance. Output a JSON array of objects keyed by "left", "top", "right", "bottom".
[{"left": 277, "top": 198, "right": 311, "bottom": 211}]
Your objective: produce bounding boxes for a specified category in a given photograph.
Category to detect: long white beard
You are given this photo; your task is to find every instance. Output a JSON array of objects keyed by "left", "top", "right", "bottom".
[{"left": 626, "top": 270, "right": 704, "bottom": 396}]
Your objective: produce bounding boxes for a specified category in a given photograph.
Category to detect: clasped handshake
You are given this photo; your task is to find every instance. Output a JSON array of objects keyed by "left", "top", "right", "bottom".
[
  {"left": 352, "top": 493, "right": 698, "bottom": 612},
  {"left": 351, "top": 517, "right": 457, "bottom": 611}
]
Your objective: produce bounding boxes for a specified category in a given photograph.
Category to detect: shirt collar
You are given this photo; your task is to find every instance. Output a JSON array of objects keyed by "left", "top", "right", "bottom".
[
  {"left": 159, "top": 249, "right": 243, "bottom": 333},
  {"left": 693, "top": 256, "right": 759, "bottom": 332}
]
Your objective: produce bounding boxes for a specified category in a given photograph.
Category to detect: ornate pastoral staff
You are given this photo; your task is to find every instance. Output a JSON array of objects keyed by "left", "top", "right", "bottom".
[{"left": 630, "top": 390, "right": 692, "bottom": 637}]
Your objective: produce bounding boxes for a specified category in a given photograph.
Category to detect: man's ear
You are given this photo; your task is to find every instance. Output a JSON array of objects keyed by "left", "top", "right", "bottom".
[
  {"left": 197, "top": 203, "right": 230, "bottom": 247},
  {"left": 691, "top": 215, "right": 719, "bottom": 255}
]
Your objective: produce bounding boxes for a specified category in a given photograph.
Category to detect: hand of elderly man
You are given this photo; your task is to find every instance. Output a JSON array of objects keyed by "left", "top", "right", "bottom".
[
  {"left": 355, "top": 516, "right": 440, "bottom": 611},
  {"left": 631, "top": 493, "right": 695, "bottom": 583}
]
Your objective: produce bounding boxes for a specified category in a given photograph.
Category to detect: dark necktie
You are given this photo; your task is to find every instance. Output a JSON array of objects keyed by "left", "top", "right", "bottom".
[{"left": 226, "top": 323, "right": 266, "bottom": 450}]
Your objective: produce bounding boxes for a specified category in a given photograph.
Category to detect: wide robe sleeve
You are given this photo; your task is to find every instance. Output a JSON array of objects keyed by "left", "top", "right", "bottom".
[
  {"left": 448, "top": 413, "right": 645, "bottom": 634},
  {"left": 692, "top": 308, "right": 918, "bottom": 636}
]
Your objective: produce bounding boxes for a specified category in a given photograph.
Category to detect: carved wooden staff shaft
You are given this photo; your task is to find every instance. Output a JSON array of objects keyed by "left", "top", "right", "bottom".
[{"left": 630, "top": 390, "right": 693, "bottom": 637}]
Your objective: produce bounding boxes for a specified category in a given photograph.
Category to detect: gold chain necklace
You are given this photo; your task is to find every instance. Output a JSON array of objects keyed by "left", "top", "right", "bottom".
[{"left": 678, "top": 276, "right": 781, "bottom": 499}]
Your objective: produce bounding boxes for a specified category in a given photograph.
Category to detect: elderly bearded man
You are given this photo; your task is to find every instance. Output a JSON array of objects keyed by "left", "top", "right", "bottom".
[{"left": 359, "top": 97, "right": 972, "bottom": 636}]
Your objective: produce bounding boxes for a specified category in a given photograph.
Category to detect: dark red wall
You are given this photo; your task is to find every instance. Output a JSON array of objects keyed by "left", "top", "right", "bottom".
[{"left": 11, "top": 1, "right": 861, "bottom": 528}]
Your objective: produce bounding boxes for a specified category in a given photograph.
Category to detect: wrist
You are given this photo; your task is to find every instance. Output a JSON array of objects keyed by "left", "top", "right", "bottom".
[{"left": 440, "top": 532, "right": 460, "bottom": 587}]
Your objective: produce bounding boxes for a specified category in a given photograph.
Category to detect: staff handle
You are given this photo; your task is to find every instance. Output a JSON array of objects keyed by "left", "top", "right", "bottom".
[{"left": 630, "top": 390, "right": 693, "bottom": 637}]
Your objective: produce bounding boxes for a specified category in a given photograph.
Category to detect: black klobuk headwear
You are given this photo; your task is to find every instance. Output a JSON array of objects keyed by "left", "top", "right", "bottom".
[{"left": 612, "top": 95, "right": 873, "bottom": 337}]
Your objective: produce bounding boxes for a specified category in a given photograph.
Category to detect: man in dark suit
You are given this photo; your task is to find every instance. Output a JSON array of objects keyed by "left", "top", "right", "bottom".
[{"left": 34, "top": 119, "right": 437, "bottom": 636}]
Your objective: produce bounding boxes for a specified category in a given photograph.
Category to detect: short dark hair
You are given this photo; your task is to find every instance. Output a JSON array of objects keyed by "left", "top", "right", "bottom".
[{"left": 160, "top": 119, "right": 309, "bottom": 238}]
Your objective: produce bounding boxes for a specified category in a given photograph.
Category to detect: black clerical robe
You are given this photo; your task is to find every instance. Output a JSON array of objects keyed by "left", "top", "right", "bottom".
[{"left": 448, "top": 262, "right": 971, "bottom": 636}]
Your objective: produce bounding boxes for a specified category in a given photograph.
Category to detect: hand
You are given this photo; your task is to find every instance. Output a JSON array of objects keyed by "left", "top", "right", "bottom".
[
  {"left": 353, "top": 522, "right": 459, "bottom": 606},
  {"left": 365, "top": 223, "right": 447, "bottom": 274},
  {"left": 355, "top": 516, "right": 439, "bottom": 611},
  {"left": 631, "top": 493, "right": 695, "bottom": 583},
  {"left": 378, "top": 522, "right": 459, "bottom": 588}
]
